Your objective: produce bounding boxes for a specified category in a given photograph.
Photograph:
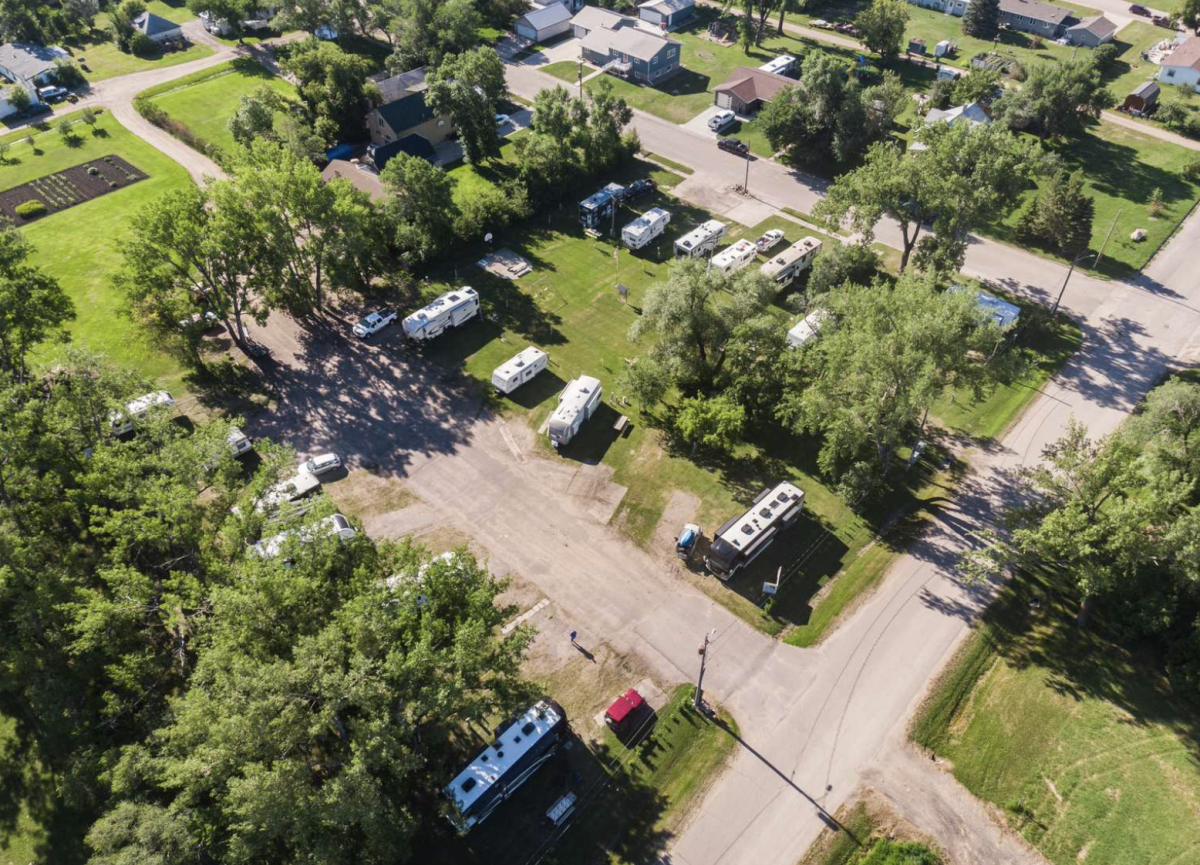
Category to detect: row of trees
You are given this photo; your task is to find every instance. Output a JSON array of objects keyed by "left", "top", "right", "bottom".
[
  {"left": 0, "top": 337, "right": 534, "bottom": 862},
  {"left": 964, "top": 377, "right": 1200, "bottom": 699},
  {"left": 0, "top": 0, "right": 97, "bottom": 45}
]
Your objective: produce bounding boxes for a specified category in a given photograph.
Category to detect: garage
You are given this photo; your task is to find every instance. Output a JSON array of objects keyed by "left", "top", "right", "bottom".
[{"left": 515, "top": 2, "right": 573, "bottom": 43}]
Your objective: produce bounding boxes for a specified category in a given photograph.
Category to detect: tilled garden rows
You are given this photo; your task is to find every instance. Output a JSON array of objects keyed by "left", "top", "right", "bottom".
[{"left": 0, "top": 155, "right": 147, "bottom": 225}]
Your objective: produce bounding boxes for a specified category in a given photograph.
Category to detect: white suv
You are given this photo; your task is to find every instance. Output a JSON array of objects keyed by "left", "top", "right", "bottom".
[{"left": 708, "top": 109, "right": 736, "bottom": 132}]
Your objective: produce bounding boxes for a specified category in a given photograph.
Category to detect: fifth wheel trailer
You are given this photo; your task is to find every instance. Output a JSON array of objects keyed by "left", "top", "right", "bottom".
[
  {"left": 403, "top": 287, "right": 480, "bottom": 341},
  {"left": 621, "top": 207, "right": 671, "bottom": 250},
  {"left": 674, "top": 220, "right": 727, "bottom": 259},
  {"left": 760, "top": 237, "right": 822, "bottom": 288},
  {"left": 548, "top": 375, "right": 602, "bottom": 447}
]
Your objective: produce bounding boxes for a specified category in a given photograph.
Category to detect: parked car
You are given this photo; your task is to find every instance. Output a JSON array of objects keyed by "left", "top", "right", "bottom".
[
  {"left": 178, "top": 310, "right": 220, "bottom": 332},
  {"left": 38, "top": 85, "right": 68, "bottom": 103},
  {"left": 301, "top": 452, "right": 342, "bottom": 477},
  {"left": 810, "top": 18, "right": 832, "bottom": 27},
  {"left": 352, "top": 308, "right": 397, "bottom": 338},
  {"left": 1152, "top": 13, "right": 1172, "bottom": 26},
  {"left": 624, "top": 178, "right": 656, "bottom": 200},
  {"left": 495, "top": 113, "right": 510, "bottom": 127},
  {"left": 675, "top": 523, "right": 701, "bottom": 560},
  {"left": 1129, "top": 4, "right": 1150, "bottom": 15},
  {"left": 718, "top": 138, "right": 749, "bottom": 156},
  {"left": 708, "top": 109, "right": 736, "bottom": 132},
  {"left": 755, "top": 229, "right": 785, "bottom": 253},
  {"left": 243, "top": 340, "right": 270, "bottom": 358}
]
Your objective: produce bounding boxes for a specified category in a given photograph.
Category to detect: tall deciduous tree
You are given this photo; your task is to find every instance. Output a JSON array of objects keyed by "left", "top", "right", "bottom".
[
  {"left": 0, "top": 225, "right": 74, "bottom": 384},
  {"left": 992, "top": 59, "right": 1112, "bottom": 139},
  {"left": 675, "top": 394, "right": 746, "bottom": 456},
  {"left": 280, "top": 38, "right": 376, "bottom": 143},
  {"left": 582, "top": 77, "right": 634, "bottom": 173},
  {"left": 380, "top": 151, "right": 459, "bottom": 263},
  {"left": 961, "top": 0, "right": 1000, "bottom": 38},
  {"left": 855, "top": 0, "right": 909, "bottom": 60},
  {"left": 815, "top": 121, "right": 1045, "bottom": 272},
  {"left": 629, "top": 258, "right": 774, "bottom": 392},
  {"left": 425, "top": 47, "right": 507, "bottom": 164}
]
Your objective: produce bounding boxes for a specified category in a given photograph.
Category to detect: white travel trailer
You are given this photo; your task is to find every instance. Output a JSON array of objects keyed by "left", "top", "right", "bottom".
[
  {"left": 786, "top": 309, "right": 830, "bottom": 348},
  {"left": 758, "top": 54, "right": 797, "bottom": 76},
  {"left": 760, "top": 237, "right": 822, "bottom": 288},
  {"left": 403, "top": 287, "right": 480, "bottom": 341},
  {"left": 109, "top": 390, "right": 176, "bottom": 436},
  {"left": 252, "top": 513, "right": 356, "bottom": 560},
  {"left": 674, "top": 220, "right": 727, "bottom": 259},
  {"left": 547, "top": 375, "right": 602, "bottom": 448},
  {"left": 621, "top": 207, "right": 671, "bottom": 250},
  {"left": 710, "top": 239, "right": 758, "bottom": 276},
  {"left": 491, "top": 347, "right": 549, "bottom": 394}
]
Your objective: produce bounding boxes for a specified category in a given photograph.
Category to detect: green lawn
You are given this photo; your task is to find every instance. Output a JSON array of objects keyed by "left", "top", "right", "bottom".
[
  {"left": 146, "top": 59, "right": 297, "bottom": 154},
  {"left": 1, "top": 110, "right": 193, "bottom": 391},
  {"left": 797, "top": 795, "right": 942, "bottom": 865},
  {"left": 541, "top": 59, "right": 591, "bottom": 85},
  {"left": 61, "top": 29, "right": 213, "bottom": 83},
  {"left": 144, "top": 0, "right": 198, "bottom": 23},
  {"left": 986, "top": 119, "right": 1200, "bottom": 278},
  {"left": 911, "top": 572, "right": 1200, "bottom": 865}
]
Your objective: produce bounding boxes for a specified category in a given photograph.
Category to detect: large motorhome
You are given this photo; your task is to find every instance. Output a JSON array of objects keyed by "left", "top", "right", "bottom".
[
  {"left": 621, "top": 207, "right": 671, "bottom": 250},
  {"left": 109, "top": 390, "right": 176, "bottom": 436},
  {"left": 786, "top": 309, "right": 830, "bottom": 348},
  {"left": 579, "top": 183, "right": 625, "bottom": 231},
  {"left": 403, "top": 287, "right": 480, "bottom": 341},
  {"left": 491, "top": 347, "right": 549, "bottom": 394},
  {"left": 760, "top": 237, "right": 822, "bottom": 288},
  {"left": 704, "top": 481, "right": 805, "bottom": 580},
  {"left": 445, "top": 700, "right": 568, "bottom": 833},
  {"left": 710, "top": 239, "right": 758, "bottom": 276},
  {"left": 674, "top": 220, "right": 727, "bottom": 259},
  {"left": 758, "top": 54, "right": 797, "bottom": 76},
  {"left": 547, "top": 375, "right": 602, "bottom": 448}
]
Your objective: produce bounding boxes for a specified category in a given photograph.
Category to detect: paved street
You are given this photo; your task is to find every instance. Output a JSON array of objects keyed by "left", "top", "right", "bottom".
[{"left": 24, "top": 31, "right": 1200, "bottom": 865}]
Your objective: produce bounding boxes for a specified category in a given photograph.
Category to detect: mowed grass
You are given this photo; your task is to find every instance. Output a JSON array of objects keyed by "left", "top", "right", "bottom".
[
  {"left": 911, "top": 573, "right": 1200, "bottom": 865},
  {"left": 986, "top": 119, "right": 1200, "bottom": 277},
  {"left": 1103, "top": 22, "right": 1200, "bottom": 108},
  {"left": 1, "top": 110, "right": 193, "bottom": 390},
  {"left": 61, "top": 29, "right": 213, "bottom": 83},
  {"left": 146, "top": 59, "right": 298, "bottom": 154},
  {"left": 144, "top": 0, "right": 198, "bottom": 23},
  {"left": 541, "top": 59, "right": 591, "bottom": 85}
]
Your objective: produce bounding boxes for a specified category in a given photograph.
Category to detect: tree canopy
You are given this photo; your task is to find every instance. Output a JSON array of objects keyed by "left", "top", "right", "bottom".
[
  {"left": 425, "top": 47, "right": 507, "bottom": 164},
  {"left": 855, "top": 0, "right": 909, "bottom": 60},
  {"left": 992, "top": 59, "right": 1112, "bottom": 139}
]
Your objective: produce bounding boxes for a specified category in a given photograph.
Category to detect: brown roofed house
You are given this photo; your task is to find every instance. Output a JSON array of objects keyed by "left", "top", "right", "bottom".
[{"left": 712, "top": 67, "right": 796, "bottom": 115}]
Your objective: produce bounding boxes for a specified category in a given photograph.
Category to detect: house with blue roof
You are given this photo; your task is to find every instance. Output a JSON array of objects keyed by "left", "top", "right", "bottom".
[{"left": 365, "top": 66, "right": 454, "bottom": 169}]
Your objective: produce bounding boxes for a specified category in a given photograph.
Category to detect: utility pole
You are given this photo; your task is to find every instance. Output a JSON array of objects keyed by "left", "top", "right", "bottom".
[
  {"left": 694, "top": 629, "right": 716, "bottom": 711},
  {"left": 1052, "top": 208, "right": 1122, "bottom": 315},
  {"left": 578, "top": 60, "right": 583, "bottom": 100},
  {"left": 743, "top": 154, "right": 749, "bottom": 195}
]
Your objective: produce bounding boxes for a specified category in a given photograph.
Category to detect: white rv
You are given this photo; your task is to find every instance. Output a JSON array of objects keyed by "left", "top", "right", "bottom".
[
  {"left": 491, "top": 347, "right": 548, "bottom": 394},
  {"left": 109, "top": 391, "right": 176, "bottom": 436},
  {"left": 786, "top": 309, "right": 830, "bottom": 348},
  {"left": 252, "top": 513, "right": 356, "bottom": 560},
  {"left": 621, "top": 207, "right": 671, "bottom": 250},
  {"left": 674, "top": 220, "right": 727, "bottom": 259},
  {"left": 760, "top": 237, "right": 822, "bottom": 288},
  {"left": 403, "top": 287, "right": 480, "bottom": 341},
  {"left": 710, "top": 239, "right": 758, "bottom": 276},
  {"left": 758, "top": 54, "right": 797, "bottom": 76},
  {"left": 547, "top": 375, "right": 602, "bottom": 448}
]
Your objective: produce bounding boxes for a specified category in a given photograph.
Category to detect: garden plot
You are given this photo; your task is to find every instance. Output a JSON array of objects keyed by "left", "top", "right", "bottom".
[{"left": 0, "top": 156, "right": 147, "bottom": 226}]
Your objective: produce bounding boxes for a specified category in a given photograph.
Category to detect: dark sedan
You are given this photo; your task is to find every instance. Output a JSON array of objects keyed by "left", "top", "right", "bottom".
[{"left": 717, "top": 138, "right": 749, "bottom": 156}]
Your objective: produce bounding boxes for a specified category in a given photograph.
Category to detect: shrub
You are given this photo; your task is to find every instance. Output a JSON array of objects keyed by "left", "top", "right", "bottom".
[
  {"left": 1091, "top": 42, "right": 1119, "bottom": 71},
  {"left": 808, "top": 241, "right": 881, "bottom": 295},
  {"left": 87, "top": 165, "right": 99, "bottom": 175},
  {"left": 129, "top": 32, "right": 157, "bottom": 56},
  {"left": 15, "top": 200, "right": 48, "bottom": 218},
  {"left": 1182, "top": 156, "right": 1200, "bottom": 181},
  {"left": 56, "top": 118, "right": 73, "bottom": 138},
  {"left": 53, "top": 58, "right": 85, "bottom": 88}
]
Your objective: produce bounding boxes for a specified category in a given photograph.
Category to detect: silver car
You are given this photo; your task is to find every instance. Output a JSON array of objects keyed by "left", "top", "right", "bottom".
[{"left": 302, "top": 453, "right": 342, "bottom": 476}]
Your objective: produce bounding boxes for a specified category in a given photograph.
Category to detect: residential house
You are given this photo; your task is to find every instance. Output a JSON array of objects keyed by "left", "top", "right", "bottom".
[
  {"left": 321, "top": 159, "right": 386, "bottom": 202},
  {"left": 1123, "top": 80, "right": 1159, "bottom": 114},
  {"left": 1065, "top": 14, "right": 1116, "bottom": 47},
  {"left": 638, "top": 0, "right": 695, "bottom": 30},
  {"left": 712, "top": 66, "right": 795, "bottom": 115},
  {"left": 571, "top": 5, "right": 631, "bottom": 38},
  {"left": 0, "top": 41, "right": 68, "bottom": 100},
  {"left": 997, "top": 0, "right": 1073, "bottom": 38},
  {"left": 364, "top": 67, "right": 454, "bottom": 168},
  {"left": 132, "top": 11, "right": 184, "bottom": 43},
  {"left": 515, "top": 2, "right": 574, "bottom": 43},
  {"left": 580, "top": 26, "right": 682, "bottom": 83},
  {"left": 911, "top": 101, "right": 990, "bottom": 150},
  {"left": 1159, "top": 35, "right": 1200, "bottom": 92},
  {"left": 902, "top": 0, "right": 967, "bottom": 16}
]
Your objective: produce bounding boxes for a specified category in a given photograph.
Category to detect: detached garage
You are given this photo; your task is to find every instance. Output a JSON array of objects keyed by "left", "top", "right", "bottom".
[{"left": 515, "top": 2, "right": 573, "bottom": 43}]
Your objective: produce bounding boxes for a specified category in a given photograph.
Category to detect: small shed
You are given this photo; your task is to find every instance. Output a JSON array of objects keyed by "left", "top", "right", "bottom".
[
  {"left": 515, "top": 1, "right": 573, "bottom": 43},
  {"left": 908, "top": 37, "right": 927, "bottom": 55},
  {"left": 934, "top": 39, "right": 952, "bottom": 57},
  {"left": 1123, "top": 80, "right": 1160, "bottom": 115}
]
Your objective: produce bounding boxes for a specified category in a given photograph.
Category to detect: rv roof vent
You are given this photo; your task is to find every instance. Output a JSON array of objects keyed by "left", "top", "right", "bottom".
[
  {"left": 462, "top": 778, "right": 477, "bottom": 792},
  {"left": 741, "top": 525, "right": 754, "bottom": 534},
  {"left": 760, "top": 507, "right": 772, "bottom": 518},
  {"left": 513, "top": 735, "right": 522, "bottom": 744},
  {"left": 479, "top": 753, "right": 489, "bottom": 762},
  {"left": 522, "top": 722, "right": 536, "bottom": 736},
  {"left": 496, "top": 750, "right": 505, "bottom": 759}
]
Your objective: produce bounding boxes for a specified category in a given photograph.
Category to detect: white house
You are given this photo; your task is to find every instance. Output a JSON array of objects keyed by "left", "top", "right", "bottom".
[
  {"left": 132, "top": 11, "right": 184, "bottom": 43},
  {"left": 1159, "top": 35, "right": 1200, "bottom": 92},
  {"left": 903, "top": 0, "right": 967, "bottom": 16},
  {"left": 912, "top": 101, "right": 990, "bottom": 150},
  {"left": 0, "top": 42, "right": 68, "bottom": 102},
  {"left": 515, "top": 2, "right": 573, "bottom": 43}
]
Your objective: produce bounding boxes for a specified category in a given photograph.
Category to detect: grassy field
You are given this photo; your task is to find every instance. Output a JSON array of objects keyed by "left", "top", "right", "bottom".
[
  {"left": 985, "top": 119, "right": 1200, "bottom": 278},
  {"left": 542, "top": 59, "right": 591, "bottom": 85},
  {"left": 145, "top": 0, "right": 198, "bottom": 23},
  {"left": 60, "top": 27, "right": 213, "bottom": 83},
  {"left": 0, "top": 110, "right": 192, "bottom": 391},
  {"left": 416, "top": 685, "right": 738, "bottom": 865},
  {"left": 145, "top": 59, "right": 297, "bottom": 154},
  {"left": 1102, "top": 22, "right": 1200, "bottom": 114},
  {"left": 911, "top": 572, "right": 1200, "bottom": 865}
]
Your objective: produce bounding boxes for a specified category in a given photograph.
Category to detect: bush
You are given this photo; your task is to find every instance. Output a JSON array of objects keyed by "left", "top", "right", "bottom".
[
  {"left": 808, "top": 241, "right": 881, "bottom": 295},
  {"left": 87, "top": 165, "right": 98, "bottom": 175},
  {"left": 1182, "top": 156, "right": 1200, "bottom": 181},
  {"left": 53, "top": 57, "right": 85, "bottom": 88},
  {"left": 129, "top": 31, "right": 158, "bottom": 56},
  {"left": 15, "top": 200, "right": 48, "bottom": 218},
  {"left": 1091, "top": 42, "right": 1119, "bottom": 71}
]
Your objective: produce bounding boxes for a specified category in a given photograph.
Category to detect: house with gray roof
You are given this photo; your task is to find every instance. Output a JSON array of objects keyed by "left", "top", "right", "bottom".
[
  {"left": 1159, "top": 35, "right": 1200, "bottom": 92},
  {"left": 1066, "top": 14, "right": 1116, "bottom": 47},
  {"left": 638, "top": 0, "right": 695, "bottom": 30},
  {"left": 515, "top": 2, "right": 573, "bottom": 43},
  {"left": 132, "top": 11, "right": 184, "bottom": 42},
  {"left": 580, "top": 25, "right": 682, "bottom": 83},
  {"left": 0, "top": 42, "right": 69, "bottom": 99},
  {"left": 997, "top": 0, "right": 1073, "bottom": 38},
  {"left": 571, "top": 5, "right": 632, "bottom": 38}
]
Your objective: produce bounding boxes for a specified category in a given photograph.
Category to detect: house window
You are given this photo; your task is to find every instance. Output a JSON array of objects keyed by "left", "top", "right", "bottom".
[
  {"left": 652, "top": 55, "right": 658, "bottom": 64},
  {"left": 1166, "top": 69, "right": 1175, "bottom": 77}
]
